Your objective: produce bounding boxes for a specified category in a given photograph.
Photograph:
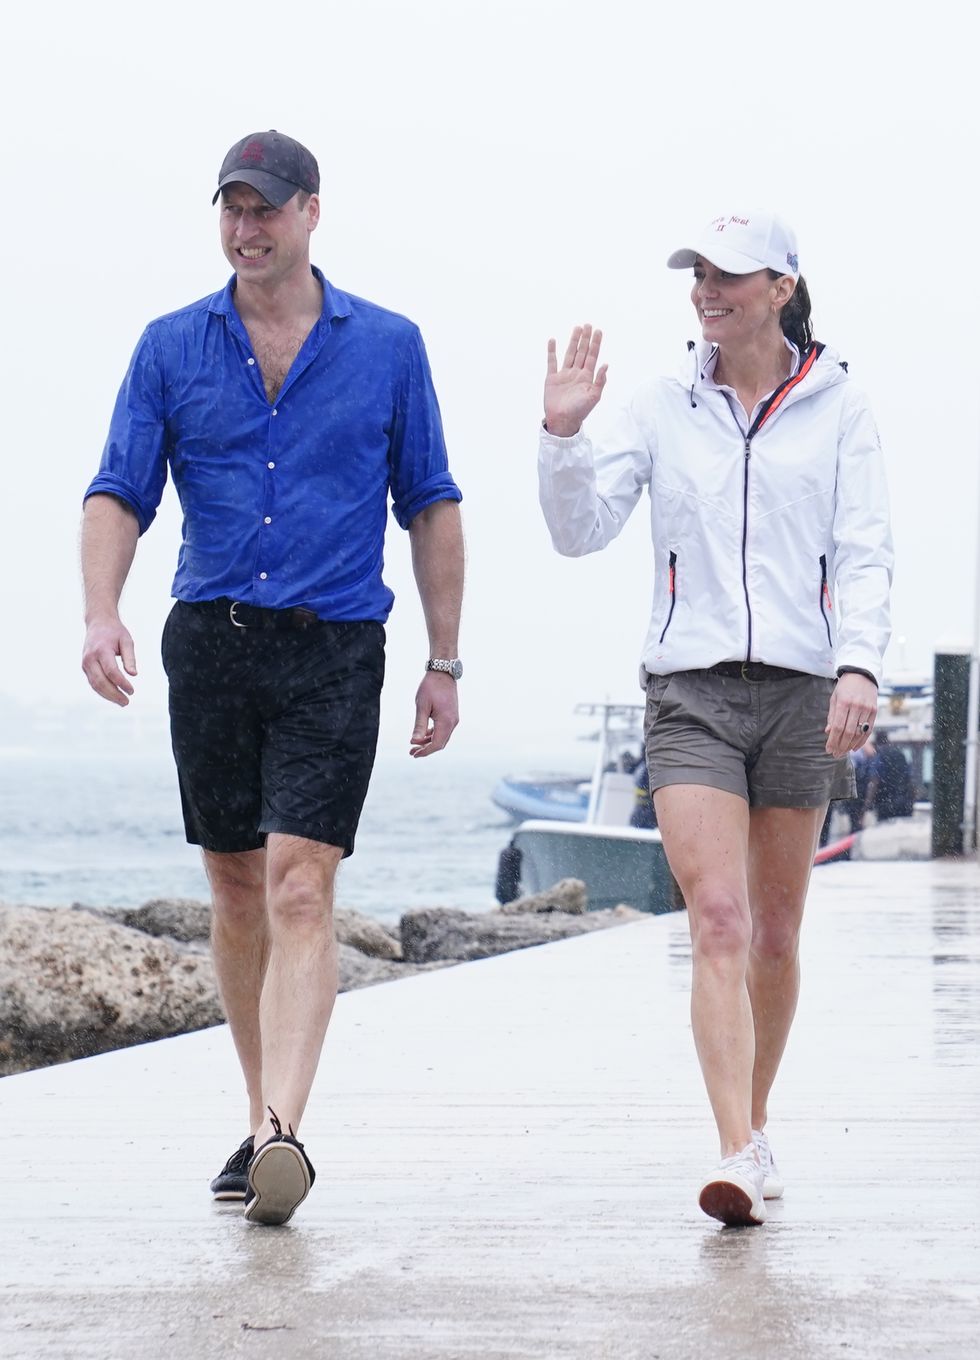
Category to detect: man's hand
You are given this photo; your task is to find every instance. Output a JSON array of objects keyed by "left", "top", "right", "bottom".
[
  {"left": 544, "top": 324, "right": 608, "bottom": 438},
  {"left": 82, "top": 617, "right": 138, "bottom": 706},
  {"left": 825, "top": 673, "right": 877, "bottom": 758},
  {"left": 410, "top": 671, "right": 459, "bottom": 758}
]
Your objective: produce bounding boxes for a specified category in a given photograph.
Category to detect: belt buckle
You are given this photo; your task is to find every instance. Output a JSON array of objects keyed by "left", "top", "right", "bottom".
[
  {"left": 740, "top": 661, "right": 751, "bottom": 681},
  {"left": 229, "top": 601, "right": 248, "bottom": 629}
]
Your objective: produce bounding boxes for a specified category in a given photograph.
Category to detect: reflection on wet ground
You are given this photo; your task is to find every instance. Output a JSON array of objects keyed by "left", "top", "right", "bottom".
[{"left": 931, "top": 885, "right": 980, "bottom": 1058}]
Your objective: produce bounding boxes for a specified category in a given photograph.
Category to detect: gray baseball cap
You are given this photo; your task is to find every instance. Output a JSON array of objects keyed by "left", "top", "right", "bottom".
[{"left": 212, "top": 130, "right": 320, "bottom": 207}]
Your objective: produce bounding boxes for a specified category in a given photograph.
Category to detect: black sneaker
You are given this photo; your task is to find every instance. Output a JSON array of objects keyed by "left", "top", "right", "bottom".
[
  {"left": 209, "top": 1136, "right": 254, "bottom": 1201},
  {"left": 244, "top": 1108, "right": 316, "bottom": 1226}
]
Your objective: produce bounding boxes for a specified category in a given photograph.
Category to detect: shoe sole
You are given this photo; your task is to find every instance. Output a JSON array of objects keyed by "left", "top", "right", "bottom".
[
  {"left": 699, "top": 1179, "right": 766, "bottom": 1226},
  {"left": 211, "top": 1188, "right": 247, "bottom": 1202},
  {"left": 763, "top": 1179, "right": 784, "bottom": 1200},
  {"left": 244, "top": 1143, "right": 311, "bottom": 1226}
]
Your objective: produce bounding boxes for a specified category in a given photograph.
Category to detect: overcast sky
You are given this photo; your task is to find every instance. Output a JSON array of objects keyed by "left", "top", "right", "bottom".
[{"left": 4, "top": 0, "right": 977, "bottom": 762}]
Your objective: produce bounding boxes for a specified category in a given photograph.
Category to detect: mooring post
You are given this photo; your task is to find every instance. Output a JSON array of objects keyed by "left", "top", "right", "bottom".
[{"left": 932, "top": 649, "right": 972, "bottom": 858}]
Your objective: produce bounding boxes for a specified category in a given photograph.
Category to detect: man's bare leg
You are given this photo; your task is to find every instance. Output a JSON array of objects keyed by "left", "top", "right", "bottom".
[
  {"left": 251, "top": 834, "right": 343, "bottom": 1149},
  {"left": 204, "top": 847, "right": 269, "bottom": 1137},
  {"left": 746, "top": 805, "right": 825, "bottom": 1131}
]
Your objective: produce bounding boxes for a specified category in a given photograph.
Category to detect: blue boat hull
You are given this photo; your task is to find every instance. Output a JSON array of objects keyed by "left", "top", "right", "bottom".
[{"left": 491, "top": 776, "right": 589, "bottom": 824}]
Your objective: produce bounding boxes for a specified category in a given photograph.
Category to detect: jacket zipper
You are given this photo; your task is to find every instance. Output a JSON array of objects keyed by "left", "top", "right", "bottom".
[
  {"left": 729, "top": 343, "right": 825, "bottom": 664},
  {"left": 819, "top": 554, "right": 833, "bottom": 646},
  {"left": 741, "top": 438, "right": 753, "bottom": 662},
  {"left": 658, "top": 550, "right": 678, "bottom": 644}
]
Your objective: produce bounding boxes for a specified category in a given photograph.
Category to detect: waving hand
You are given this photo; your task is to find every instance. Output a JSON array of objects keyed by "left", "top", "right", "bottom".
[{"left": 544, "top": 324, "right": 608, "bottom": 438}]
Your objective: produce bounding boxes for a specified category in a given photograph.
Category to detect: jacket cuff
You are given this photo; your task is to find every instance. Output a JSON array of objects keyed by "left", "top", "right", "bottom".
[
  {"left": 539, "top": 421, "right": 588, "bottom": 447},
  {"left": 837, "top": 665, "right": 878, "bottom": 688}
]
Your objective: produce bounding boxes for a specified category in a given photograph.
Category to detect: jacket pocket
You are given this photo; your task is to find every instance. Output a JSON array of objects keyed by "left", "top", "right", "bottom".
[
  {"left": 819, "top": 554, "right": 833, "bottom": 646},
  {"left": 658, "top": 550, "right": 678, "bottom": 645}
]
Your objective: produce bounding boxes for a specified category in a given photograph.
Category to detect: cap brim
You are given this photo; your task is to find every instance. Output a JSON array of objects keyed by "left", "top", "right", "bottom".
[
  {"left": 666, "top": 241, "right": 767, "bottom": 274},
  {"left": 212, "top": 169, "right": 301, "bottom": 208}
]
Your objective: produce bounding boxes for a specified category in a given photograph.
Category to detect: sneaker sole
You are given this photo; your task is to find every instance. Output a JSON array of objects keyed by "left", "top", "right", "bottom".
[
  {"left": 211, "top": 1188, "right": 247, "bottom": 1202},
  {"left": 244, "top": 1143, "right": 311, "bottom": 1226},
  {"left": 699, "top": 1180, "right": 766, "bottom": 1226},
  {"left": 763, "top": 1178, "right": 784, "bottom": 1200}
]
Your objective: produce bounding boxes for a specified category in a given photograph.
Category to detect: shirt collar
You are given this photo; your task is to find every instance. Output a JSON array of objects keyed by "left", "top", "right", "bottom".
[
  {"left": 208, "top": 265, "right": 352, "bottom": 322},
  {"left": 700, "top": 335, "right": 801, "bottom": 388}
]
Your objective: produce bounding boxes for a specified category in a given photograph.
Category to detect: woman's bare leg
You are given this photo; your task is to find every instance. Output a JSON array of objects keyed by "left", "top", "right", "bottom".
[
  {"left": 653, "top": 783, "right": 753, "bottom": 1157},
  {"left": 746, "top": 805, "right": 825, "bottom": 1131}
]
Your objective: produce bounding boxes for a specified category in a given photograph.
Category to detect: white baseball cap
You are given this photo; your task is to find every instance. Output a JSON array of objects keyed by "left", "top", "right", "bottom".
[{"left": 667, "top": 212, "right": 800, "bottom": 279}]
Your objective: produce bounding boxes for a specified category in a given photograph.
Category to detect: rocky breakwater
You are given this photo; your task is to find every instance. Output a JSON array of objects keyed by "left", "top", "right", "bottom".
[
  {"left": 401, "top": 878, "right": 644, "bottom": 963},
  {"left": 0, "top": 879, "right": 644, "bottom": 1076}
]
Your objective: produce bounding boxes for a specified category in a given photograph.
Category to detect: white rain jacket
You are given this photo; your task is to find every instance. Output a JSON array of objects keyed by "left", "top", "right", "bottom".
[{"left": 538, "top": 340, "right": 893, "bottom": 685}]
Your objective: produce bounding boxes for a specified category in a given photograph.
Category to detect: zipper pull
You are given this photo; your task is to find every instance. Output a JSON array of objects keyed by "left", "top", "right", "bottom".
[{"left": 744, "top": 437, "right": 751, "bottom": 459}]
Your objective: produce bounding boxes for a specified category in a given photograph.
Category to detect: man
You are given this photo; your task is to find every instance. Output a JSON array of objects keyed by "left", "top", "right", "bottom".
[{"left": 81, "top": 130, "right": 464, "bottom": 1227}]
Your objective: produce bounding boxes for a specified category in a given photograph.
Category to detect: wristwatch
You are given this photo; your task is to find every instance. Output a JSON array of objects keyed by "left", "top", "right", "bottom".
[{"left": 426, "top": 658, "right": 463, "bottom": 680}]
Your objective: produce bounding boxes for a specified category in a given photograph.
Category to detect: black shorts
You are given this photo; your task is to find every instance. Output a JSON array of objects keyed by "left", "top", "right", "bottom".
[{"left": 161, "top": 600, "right": 385, "bottom": 856}]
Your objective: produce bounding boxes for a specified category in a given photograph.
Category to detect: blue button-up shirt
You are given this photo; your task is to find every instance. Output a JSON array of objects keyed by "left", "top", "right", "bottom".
[{"left": 85, "top": 269, "right": 461, "bottom": 621}]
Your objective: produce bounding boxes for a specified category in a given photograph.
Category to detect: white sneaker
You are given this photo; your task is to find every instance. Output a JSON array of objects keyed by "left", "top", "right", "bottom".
[
  {"left": 752, "top": 1128, "right": 784, "bottom": 1199},
  {"left": 699, "top": 1143, "right": 767, "bottom": 1226}
]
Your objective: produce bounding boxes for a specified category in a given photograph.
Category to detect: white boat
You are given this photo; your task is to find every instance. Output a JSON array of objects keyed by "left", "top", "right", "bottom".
[
  {"left": 495, "top": 703, "right": 678, "bottom": 915},
  {"left": 491, "top": 703, "right": 645, "bottom": 825}
]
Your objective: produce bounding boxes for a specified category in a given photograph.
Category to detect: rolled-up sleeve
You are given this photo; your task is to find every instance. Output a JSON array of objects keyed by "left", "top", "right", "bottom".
[
  {"left": 388, "top": 327, "right": 461, "bottom": 529},
  {"left": 83, "top": 328, "right": 169, "bottom": 535}
]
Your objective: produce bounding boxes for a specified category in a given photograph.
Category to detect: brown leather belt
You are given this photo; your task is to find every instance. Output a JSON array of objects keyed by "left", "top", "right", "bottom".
[
  {"left": 706, "top": 661, "right": 810, "bottom": 682},
  {"left": 184, "top": 598, "right": 319, "bottom": 630}
]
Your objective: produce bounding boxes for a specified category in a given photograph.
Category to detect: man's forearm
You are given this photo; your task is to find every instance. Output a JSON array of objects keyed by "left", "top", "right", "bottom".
[
  {"left": 81, "top": 494, "right": 140, "bottom": 622},
  {"left": 408, "top": 500, "right": 464, "bottom": 654}
]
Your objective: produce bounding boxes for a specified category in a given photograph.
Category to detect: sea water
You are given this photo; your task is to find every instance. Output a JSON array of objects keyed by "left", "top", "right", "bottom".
[{"left": 0, "top": 748, "right": 548, "bottom": 927}]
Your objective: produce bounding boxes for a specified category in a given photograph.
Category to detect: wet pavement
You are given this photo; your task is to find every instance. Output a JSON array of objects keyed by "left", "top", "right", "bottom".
[{"left": 2, "top": 859, "right": 978, "bottom": 1359}]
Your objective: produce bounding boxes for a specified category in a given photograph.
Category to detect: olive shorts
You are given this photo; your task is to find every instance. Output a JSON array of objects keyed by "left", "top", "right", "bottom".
[{"left": 644, "top": 669, "right": 856, "bottom": 809}]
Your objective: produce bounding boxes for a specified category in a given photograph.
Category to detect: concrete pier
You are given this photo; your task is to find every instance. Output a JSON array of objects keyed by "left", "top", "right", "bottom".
[{"left": 2, "top": 860, "right": 978, "bottom": 1359}]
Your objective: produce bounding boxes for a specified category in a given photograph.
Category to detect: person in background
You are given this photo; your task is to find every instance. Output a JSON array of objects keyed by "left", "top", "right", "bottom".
[
  {"left": 80, "top": 130, "right": 464, "bottom": 1227},
  {"left": 538, "top": 211, "right": 892, "bottom": 1227},
  {"left": 630, "top": 759, "right": 657, "bottom": 829},
  {"left": 865, "top": 731, "right": 914, "bottom": 821}
]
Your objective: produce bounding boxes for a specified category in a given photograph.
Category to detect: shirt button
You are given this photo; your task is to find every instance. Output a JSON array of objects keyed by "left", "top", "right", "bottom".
[
  {"left": 259, "top": 572, "right": 268, "bottom": 581},
  {"left": 247, "top": 357, "right": 255, "bottom": 366},
  {"left": 267, "top": 461, "right": 275, "bottom": 469},
  {"left": 264, "top": 516, "right": 272, "bottom": 524},
  {"left": 272, "top": 408, "right": 278, "bottom": 416}
]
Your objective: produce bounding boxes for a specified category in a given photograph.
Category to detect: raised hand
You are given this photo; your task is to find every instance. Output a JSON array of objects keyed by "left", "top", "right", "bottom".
[{"left": 544, "top": 324, "right": 608, "bottom": 438}]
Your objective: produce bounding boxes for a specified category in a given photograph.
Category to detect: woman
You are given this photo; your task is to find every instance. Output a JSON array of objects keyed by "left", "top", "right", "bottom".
[{"left": 538, "top": 211, "right": 893, "bottom": 1227}]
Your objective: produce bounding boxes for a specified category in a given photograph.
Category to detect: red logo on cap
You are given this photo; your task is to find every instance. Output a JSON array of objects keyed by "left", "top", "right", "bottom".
[{"left": 241, "top": 140, "right": 266, "bottom": 165}]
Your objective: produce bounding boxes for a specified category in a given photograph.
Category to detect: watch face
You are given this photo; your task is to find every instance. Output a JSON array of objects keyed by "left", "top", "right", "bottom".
[{"left": 450, "top": 659, "right": 463, "bottom": 680}]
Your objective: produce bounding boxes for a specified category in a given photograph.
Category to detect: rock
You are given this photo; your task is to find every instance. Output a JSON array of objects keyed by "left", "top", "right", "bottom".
[
  {"left": 118, "top": 898, "right": 212, "bottom": 943},
  {"left": 0, "top": 905, "right": 223, "bottom": 1077},
  {"left": 337, "top": 944, "right": 449, "bottom": 990},
  {"left": 498, "top": 877, "right": 587, "bottom": 916},
  {"left": 400, "top": 904, "right": 644, "bottom": 964},
  {"left": 77, "top": 900, "right": 401, "bottom": 959},
  {"left": 334, "top": 909, "right": 402, "bottom": 960}
]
